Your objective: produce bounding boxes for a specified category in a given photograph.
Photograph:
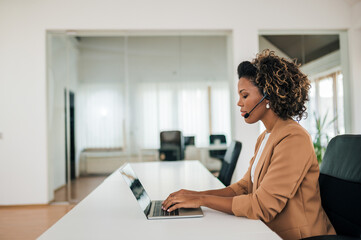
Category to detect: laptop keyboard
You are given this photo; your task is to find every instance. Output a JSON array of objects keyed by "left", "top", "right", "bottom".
[{"left": 153, "top": 201, "right": 179, "bottom": 217}]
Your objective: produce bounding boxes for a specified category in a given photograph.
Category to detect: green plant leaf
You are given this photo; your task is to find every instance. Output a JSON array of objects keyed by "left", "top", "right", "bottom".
[{"left": 312, "top": 110, "right": 337, "bottom": 165}]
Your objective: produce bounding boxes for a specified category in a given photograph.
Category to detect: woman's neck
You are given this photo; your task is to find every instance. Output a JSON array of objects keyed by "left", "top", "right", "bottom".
[{"left": 261, "top": 111, "right": 280, "bottom": 133}]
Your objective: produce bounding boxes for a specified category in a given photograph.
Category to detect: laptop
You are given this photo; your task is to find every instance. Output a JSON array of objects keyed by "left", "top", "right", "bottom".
[{"left": 119, "top": 164, "right": 203, "bottom": 220}]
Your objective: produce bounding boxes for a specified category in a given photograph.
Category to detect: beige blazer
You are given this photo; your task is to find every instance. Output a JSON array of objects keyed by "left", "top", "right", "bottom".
[{"left": 229, "top": 118, "right": 335, "bottom": 240}]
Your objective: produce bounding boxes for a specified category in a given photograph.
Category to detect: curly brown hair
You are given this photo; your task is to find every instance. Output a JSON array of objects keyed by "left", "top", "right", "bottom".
[{"left": 237, "top": 49, "right": 311, "bottom": 121}]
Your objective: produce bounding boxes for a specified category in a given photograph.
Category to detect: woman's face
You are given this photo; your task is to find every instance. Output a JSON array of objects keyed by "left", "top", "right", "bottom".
[{"left": 237, "top": 77, "right": 268, "bottom": 124}]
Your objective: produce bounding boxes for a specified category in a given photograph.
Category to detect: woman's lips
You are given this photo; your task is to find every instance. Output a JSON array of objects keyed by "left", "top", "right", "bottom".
[{"left": 241, "top": 111, "right": 247, "bottom": 117}]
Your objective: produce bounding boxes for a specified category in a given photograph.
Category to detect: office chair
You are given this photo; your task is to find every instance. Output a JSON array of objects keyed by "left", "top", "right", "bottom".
[
  {"left": 209, "top": 134, "right": 227, "bottom": 161},
  {"left": 302, "top": 135, "right": 361, "bottom": 240},
  {"left": 159, "top": 131, "right": 185, "bottom": 161},
  {"left": 218, "top": 140, "right": 242, "bottom": 186},
  {"left": 184, "top": 136, "right": 195, "bottom": 146}
]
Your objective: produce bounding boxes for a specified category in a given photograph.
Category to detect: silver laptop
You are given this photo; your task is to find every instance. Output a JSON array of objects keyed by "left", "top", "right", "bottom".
[{"left": 119, "top": 164, "right": 203, "bottom": 220}]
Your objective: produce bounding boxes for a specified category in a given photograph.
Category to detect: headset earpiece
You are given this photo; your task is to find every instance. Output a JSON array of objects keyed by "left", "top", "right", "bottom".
[
  {"left": 263, "top": 89, "right": 270, "bottom": 100},
  {"left": 264, "top": 93, "right": 270, "bottom": 100}
]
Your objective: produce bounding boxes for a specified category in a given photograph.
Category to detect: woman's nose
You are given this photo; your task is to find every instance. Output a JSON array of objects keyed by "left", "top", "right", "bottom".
[{"left": 237, "top": 98, "right": 243, "bottom": 107}]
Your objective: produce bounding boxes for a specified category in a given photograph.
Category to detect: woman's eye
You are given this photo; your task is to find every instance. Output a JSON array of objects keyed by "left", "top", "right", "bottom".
[{"left": 243, "top": 95, "right": 248, "bottom": 99}]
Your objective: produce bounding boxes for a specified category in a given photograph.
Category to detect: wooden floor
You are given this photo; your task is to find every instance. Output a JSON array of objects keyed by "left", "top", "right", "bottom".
[
  {"left": 53, "top": 175, "right": 107, "bottom": 203},
  {"left": 0, "top": 204, "right": 75, "bottom": 240},
  {"left": 0, "top": 175, "right": 107, "bottom": 240}
]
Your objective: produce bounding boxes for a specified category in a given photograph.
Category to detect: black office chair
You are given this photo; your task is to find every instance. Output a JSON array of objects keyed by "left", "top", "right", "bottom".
[
  {"left": 184, "top": 136, "right": 195, "bottom": 146},
  {"left": 209, "top": 134, "right": 227, "bottom": 161},
  {"left": 218, "top": 140, "right": 242, "bottom": 186},
  {"left": 303, "top": 135, "right": 361, "bottom": 240},
  {"left": 159, "top": 131, "right": 185, "bottom": 161}
]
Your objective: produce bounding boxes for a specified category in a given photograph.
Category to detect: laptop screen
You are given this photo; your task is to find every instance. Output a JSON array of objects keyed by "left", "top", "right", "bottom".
[{"left": 119, "top": 164, "right": 152, "bottom": 215}]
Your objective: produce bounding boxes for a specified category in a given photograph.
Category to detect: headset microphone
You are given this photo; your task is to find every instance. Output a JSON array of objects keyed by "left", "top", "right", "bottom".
[{"left": 244, "top": 94, "right": 268, "bottom": 119}]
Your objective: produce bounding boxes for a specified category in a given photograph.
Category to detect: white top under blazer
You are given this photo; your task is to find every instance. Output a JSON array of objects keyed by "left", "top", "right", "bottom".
[{"left": 251, "top": 132, "right": 271, "bottom": 183}]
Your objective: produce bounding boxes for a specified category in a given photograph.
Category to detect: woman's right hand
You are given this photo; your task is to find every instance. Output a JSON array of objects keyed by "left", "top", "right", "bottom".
[
  {"left": 162, "top": 189, "right": 199, "bottom": 209},
  {"left": 170, "top": 189, "right": 199, "bottom": 196},
  {"left": 161, "top": 188, "right": 234, "bottom": 214}
]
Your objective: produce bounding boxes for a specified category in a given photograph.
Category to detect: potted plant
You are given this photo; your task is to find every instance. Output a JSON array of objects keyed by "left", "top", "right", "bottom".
[{"left": 312, "top": 111, "right": 337, "bottom": 165}]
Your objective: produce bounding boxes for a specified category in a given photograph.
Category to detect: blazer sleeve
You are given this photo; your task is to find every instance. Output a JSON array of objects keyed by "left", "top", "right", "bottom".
[
  {"left": 231, "top": 131, "right": 314, "bottom": 222},
  {"left": 228, "top": 157, "right": 253, "bottom": 195},
  {"left": 228, "top": 133, "right": 265, "bottom": 195}
]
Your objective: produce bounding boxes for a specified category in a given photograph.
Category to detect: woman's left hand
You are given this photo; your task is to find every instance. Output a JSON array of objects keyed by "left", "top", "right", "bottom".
[{"left": 162, "top": 194, "right": 203, "bottom": 212}]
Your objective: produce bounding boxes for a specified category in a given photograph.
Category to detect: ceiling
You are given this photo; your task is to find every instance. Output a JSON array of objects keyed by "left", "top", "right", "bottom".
[{"left": 263, "top": 35, "right": 340, "bottom": 65}]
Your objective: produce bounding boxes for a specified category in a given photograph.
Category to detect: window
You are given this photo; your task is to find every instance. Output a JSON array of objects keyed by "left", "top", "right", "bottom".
[
  {"left": 75, "top": 35, "right": 230, "bottom": 153},
  {"left": 77, "top": 83, "right": 124, "bottom": 150},
  {"left": 303, "top": 71, "right": 344, "bottom": 139},
  {"left": 135, "top": 81, "right": 231, "bottom": 148}
]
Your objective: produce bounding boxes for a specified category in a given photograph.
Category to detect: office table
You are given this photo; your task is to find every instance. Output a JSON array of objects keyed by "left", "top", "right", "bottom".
[
  {"left": 39, "top": 160, "right": 280, "bottom": 240},
  {"left": 198, "top": 144, "right": 228, "bottom": 170}
]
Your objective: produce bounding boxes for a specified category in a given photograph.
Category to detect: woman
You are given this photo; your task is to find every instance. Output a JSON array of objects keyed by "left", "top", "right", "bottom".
[{"left": 162, "top": 50, "right": 336, "bottom": 239}]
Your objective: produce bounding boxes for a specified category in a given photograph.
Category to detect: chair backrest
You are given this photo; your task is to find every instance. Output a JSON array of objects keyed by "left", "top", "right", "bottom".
[
  {"left": 210, "top": 134, "right": 227, "bottom": 144},
  {"left": 184, "top": 136, "right": 195, "bottom": 146},
  {"left": 159, "top": 131, "right": 184, "bottom": 160},
  {"left": 209, "top": 134, "right": 227, "bottom": 159},
  {"left": 218, "top": 140, "right": 242, "bottom": 186},
  {"left": 319, "top": 134, "right": 361, "bottom": 238}
]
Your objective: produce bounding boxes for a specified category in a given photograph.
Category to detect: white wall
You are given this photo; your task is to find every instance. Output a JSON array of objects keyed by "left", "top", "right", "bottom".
[
  {"left": 349, "top": 2, "right": 361, "bottom": 133},
  {"left": 0, "top": 0, "right": 358, "bottom": 204},
  {"left": 352, "top": 1, "right": 361, "bottom": 28}
]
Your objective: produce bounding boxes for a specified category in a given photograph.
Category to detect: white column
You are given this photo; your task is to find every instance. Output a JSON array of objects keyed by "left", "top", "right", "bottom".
[{"left": 231, "top": 28, "right": 260, "bottom": 183}]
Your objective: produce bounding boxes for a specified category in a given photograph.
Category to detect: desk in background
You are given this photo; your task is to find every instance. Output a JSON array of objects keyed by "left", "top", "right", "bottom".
[
  {"left": 138, "top": 144, "right": 228, "bottom": 171},
  {"left": 198, "top": 144, "right": 228, "bottom": 171},
  {"left": 39, "top": 161, "right": 280, "bottom": 240}
]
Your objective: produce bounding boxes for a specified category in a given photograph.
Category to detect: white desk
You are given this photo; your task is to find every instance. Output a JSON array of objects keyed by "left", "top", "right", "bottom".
[{"left": 39, "top": 161, "right": 280, "bottom": 240}]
